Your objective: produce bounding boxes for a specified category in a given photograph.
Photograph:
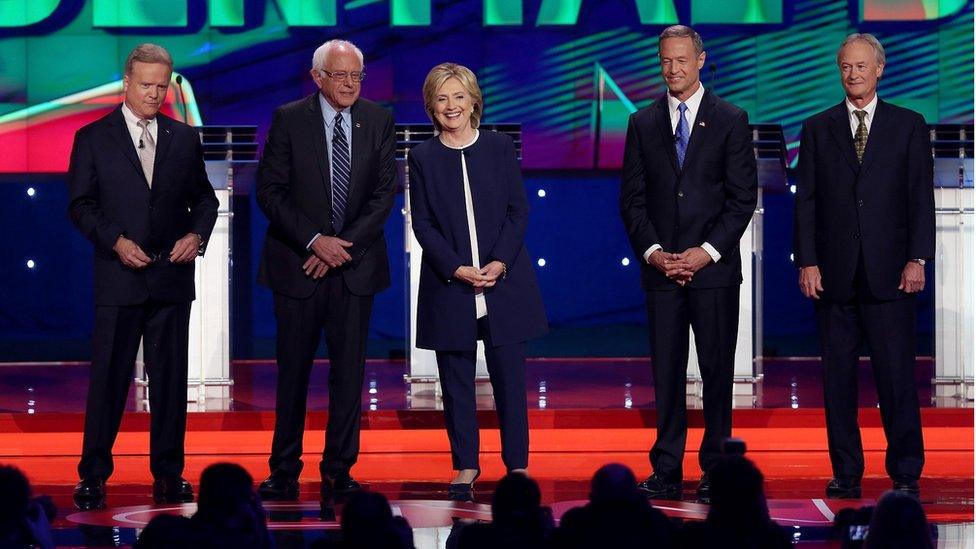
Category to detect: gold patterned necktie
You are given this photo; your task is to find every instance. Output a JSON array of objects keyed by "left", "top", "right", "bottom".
[
  {"left": 137, "top": 118, "right": 156, "bottom": 187},
  {"left": 853, "top": 109, "right": 868, "bottom": 163}
]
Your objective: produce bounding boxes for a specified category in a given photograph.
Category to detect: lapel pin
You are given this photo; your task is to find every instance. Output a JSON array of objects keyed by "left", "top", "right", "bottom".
[
  {"left": 698, "top": 121, "right": 706, "bottom": 127},
  {"left": 355, "top": 122, "right": 361, "bottom": 128}
]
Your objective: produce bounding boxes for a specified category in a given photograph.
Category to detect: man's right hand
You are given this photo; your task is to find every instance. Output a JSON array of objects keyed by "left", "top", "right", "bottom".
[
  {"left": 799, "top": 265, "right": 824, "bottom": 299},
  {"left": 113, "top": 236, "right": 152, "bottom": 269},
  {"left": 648, "top": 249, "right": 691, "bottom": 286},
  {"left": 303, "top": 255, "right": 329, "bottom": 279},
  {"left": 454, "top": 266, "right": 493, "bottom": 288},
  {"left": 311, "top": 236, "right": 353, "bottom": 268}
]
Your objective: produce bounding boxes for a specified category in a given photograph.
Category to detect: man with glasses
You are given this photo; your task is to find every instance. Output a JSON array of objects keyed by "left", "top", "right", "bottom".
[{"left": 256, "top": 39, "right": 396, "bottom": 501}]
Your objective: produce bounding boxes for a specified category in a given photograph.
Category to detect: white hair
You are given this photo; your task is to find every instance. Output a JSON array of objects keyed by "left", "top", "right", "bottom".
[
  {"left": 312, "top": 40, "right": 364, "bottom": 70},
  {"left": 837, "top": 33, "right": 886, "bottom": 66}
]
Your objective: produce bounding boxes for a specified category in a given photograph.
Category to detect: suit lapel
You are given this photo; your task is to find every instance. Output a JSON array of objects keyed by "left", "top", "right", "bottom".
[
  {"left": 349, "top": 100, "right": 365, "bottom": 200},
  {"left": 107, "top": 107, "right": 146, "bottom": 183},
  {"left": 306, "top": 94, "right": 332, "bottom": 195},
  {"left": 858, "top": 99, "right": 888, "bottom": 175},
  {"left": 828, "top": 102, "right": 860, "bottom": 174},
  {"left": 654, "top": 97, "right": 680, "bottom": 176},
  {"left": 152, "top": 114, "right": 175, "bottom": 187},
  {"left": 680, "top": 88, "right": 714, "bottom": 172}
]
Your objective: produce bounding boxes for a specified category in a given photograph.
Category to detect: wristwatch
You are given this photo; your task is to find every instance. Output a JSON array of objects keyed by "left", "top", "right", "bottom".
[{"left": 910, "top": 258, "right": 926, "bottom": 266}]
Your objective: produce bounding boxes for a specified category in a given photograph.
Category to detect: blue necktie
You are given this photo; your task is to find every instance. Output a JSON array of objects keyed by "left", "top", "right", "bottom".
[
  {"left": 675, "top": 102, "right": 689, "bottom": 167},
  {"left": 331, "top": 113, "right": 350, "bottom": 232}
]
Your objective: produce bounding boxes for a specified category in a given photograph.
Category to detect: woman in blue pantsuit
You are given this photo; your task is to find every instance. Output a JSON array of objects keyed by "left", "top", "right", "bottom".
[{"left": 408, "top": 63, "right": 548, "bottom": 501}]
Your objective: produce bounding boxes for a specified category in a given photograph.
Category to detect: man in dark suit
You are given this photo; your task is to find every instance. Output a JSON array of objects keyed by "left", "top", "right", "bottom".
[
  {"left": 793, "top": 33, "right": 934, "bottom": 498},
  {"left": 255, "top": 39, "right": 395, "bottom": 501},
  {"left": 67, "top": 43, "right": 218, "bottom": 509},
  {"left": 620, "top": 25, "right": 757, "bottom": 501}
]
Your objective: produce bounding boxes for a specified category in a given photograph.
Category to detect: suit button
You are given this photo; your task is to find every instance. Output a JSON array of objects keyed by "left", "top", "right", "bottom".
[
  {"left": 858, "top": 200, "right": 864, "bottom": 207},
  {"left": 677, "top": 191, "right": 684, "bottom": 198},
  {"left": 853, "top": 233, "right": 859, "bottom": 240}
]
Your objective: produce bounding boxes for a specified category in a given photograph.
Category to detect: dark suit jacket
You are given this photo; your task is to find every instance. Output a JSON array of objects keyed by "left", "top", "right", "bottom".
[
  {"left": 256, "top": 94, "right": 395, "bottom": 298},
  {"left": 620, "top": 88, "right": 758, "bottom": 291},
  {"left": 409, "top": 131, "right": 548, "bottom": 351},
  {"left": 793, "top": 100, "right": 935, "bottom": 302},
  {"left": 67, "top": 106, "right": 218, "bottom": 306}
]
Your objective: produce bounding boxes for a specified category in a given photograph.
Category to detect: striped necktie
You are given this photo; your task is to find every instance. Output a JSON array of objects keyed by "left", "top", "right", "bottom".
[{"left": 331, "top": 112, "right": 350, "bottom": 232}]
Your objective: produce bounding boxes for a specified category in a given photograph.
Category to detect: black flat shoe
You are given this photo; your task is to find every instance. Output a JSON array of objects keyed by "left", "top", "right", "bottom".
[
  {"left": 152, "top": 476, "right": 194, "bottom": 504},
  {"left": 73, "top": 477, "right": 106, "bottom": 510},
  {"left": 892, "top": 479, "right": 920, "bottom": 497},
  {"left": 448, "top": 470, "right": 481, "bottom": 502},
  {"left": 637, "top": 473, "right": 681, "bottom": 500},
  {"left": 825, "top": 478, "right": 862, "bottom": 499},
  {"left": 696, "top": 473, "right": 711, "bottom": 503},
  {"left": 321, "top": 472, "right": 361, "bottom": 501},
  {"left": 259, "top": 473, "right": 300, "bottom": 501}
]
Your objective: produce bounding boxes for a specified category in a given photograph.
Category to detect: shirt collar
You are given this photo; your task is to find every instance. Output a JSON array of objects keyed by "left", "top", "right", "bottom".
[
  {"left": 845, "top": 94, "right": 878, "bottom": 121},
  {"left": 667, "top": 82, "right": 705, "bottom": 115},
  {"left": 121, "top": 101, "right": 154, "bottom": 126},
  {"left": 319, "top": 94, "right": 351, "bottom": 128}
]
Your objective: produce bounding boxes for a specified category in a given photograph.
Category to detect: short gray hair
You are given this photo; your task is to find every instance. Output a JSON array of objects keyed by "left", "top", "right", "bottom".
[
  {"left": 659, "top": 25, "right": 704, "bottom": 56},
  {"left": 124, "top": 43, "right": 173, "bottom": 75},
  {"left": 312, "top": 40, "right": 365, "bottom": 70},
  {"left": 837, "top": 33, "right": 886, "bottom": 66}
]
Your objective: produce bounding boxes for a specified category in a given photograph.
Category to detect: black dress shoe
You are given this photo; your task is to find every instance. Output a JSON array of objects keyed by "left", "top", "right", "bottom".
[
  {"left": 696, "top": 473, "right": 711, "bottom": 503},
  {"left": 152, "top": 476, "right": 194, "bottom": 504},
  {"left": 637, "top": 473, "right": 681, "bottom": 500},
  {"left": 447, "top": 470, "right": 481, "bottom": 502},
  {"left": 321, "top": 472, "right": 361, "bottom": 501},
  {"left": 825, "top": 478, "right": 862, "bottom": 499},
  {"left": 259, "top": 473, "right": 300, "bottom": 501},
  {"left": 893, "top": 479, "right": 920, "bottom": 497},
  {"left": 73, "top": 477, "right": 106, "bottom": 510}
]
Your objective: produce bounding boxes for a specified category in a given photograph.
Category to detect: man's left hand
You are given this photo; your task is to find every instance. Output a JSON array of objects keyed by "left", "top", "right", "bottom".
[
  {"left": 479, "top": 261, "right": 506, "bottom": 287},
  {"left": 169, "top": 233, "right": 201, "bottom": 264},
  {"left": 898, "top": 261, "right": 925, "bottom": 293},
  {"left": 673, "top": 247, "right": 713, "bottom": 282}
]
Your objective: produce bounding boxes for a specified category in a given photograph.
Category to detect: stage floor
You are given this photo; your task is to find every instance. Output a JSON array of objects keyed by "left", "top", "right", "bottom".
[{"left": 0, "top": 358, "right": 972, "bottom": 547}]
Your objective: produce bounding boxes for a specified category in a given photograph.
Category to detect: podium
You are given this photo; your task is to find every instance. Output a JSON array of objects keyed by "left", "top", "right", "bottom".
[
  {"left": 135, "top": 126, "right": 258, "bottom": 411},
  {"left": 685, "top": 124, "right": 787, "bottom": 407},
  {"left": 400, "top": 124, "right": 522, "bottom": 387},
  {"left": 931, "top": 124, "right": 975, "bottom": 404}
]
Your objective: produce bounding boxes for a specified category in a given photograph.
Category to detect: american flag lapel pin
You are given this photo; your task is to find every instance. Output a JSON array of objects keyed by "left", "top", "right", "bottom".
[
  {"left": 355, "top": 122, "right": 361, "bottom": 128},
  {"left": 698, "top": 121, "right": 706, "bottom": 127}
]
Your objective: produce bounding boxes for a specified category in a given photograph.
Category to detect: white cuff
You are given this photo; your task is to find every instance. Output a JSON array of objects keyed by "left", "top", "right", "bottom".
[
  {"left": 701, "top": 242, "right": 721, "bottom": 263},
  {"left": 643, "top": 244, "right": 662, "bottom": 264},
  {"left": 307, "top": 233, "right": 322, "bottom": 250}
]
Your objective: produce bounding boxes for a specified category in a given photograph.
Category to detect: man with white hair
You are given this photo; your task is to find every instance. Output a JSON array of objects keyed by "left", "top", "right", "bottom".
[
  {"left": 255, "top": 39, "right": 396, "bottom": 501},
  {"left": 793, "top": 33, "right": 934, "bottom": 498}
]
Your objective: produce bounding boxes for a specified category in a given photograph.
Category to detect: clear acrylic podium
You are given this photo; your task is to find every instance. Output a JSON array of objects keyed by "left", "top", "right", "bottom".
[
  {"left": 931, "top": 124, "right": 974, "bottom": 404},
  {"left": 135, "top": 126, "right": 257, "bottom": 412}
]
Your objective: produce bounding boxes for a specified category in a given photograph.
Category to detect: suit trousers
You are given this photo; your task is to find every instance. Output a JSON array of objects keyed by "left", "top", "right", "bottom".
[
  {"left": 646, "top": 286, "right": 739, "bottom": 481},
  {"left": 79, "top": 299, "right": 191, "bottom": 480},
  {"left": 269, "top": 273, "right": 373, "bottom": 479},
  {"left": 435, "top": 316, "right": 529, "bottom": 471},
  {"left": 816, "top": 258, "right": 924, "bottom": 482}
]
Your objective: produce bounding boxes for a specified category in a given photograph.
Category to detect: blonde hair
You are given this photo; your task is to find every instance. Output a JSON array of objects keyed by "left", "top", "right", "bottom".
[{"left": 422, "top": 63, "right": 483, "bottom": 132}]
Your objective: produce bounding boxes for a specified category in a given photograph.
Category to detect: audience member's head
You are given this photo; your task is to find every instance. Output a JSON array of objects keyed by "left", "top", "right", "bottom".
[
  {"left": 491, "top": 472, "right": 544, "bottom": 528},
  {"left": 0, "top": 464, "right": 55, "bottom": 549},
  {"left": 707, "top": 455, "right": 769, "bottom": 529},
  {"left": 589, "top": 463, "right": 641, "bottom": 505},
  {"left": 340, "top": 490, "right": 413, "bottom": 549},
  {"left": 863, "top": 490, "right": 933, "bottom": 549},
  {"left": 193, "top": 462, "right": 271, "bottom": 548}
]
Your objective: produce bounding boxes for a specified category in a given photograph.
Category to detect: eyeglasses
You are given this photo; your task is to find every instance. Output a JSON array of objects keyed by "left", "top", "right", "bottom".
[{"left": 319, "top": 69, "right": 366, "bottom": 82}]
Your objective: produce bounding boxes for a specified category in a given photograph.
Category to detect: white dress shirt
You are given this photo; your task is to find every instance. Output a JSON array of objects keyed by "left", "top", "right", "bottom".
[
  {"left": 845, "top": 94, "right": 877, "bottom": 137},
  {"left": 120, "top": 101, "right": 157, "bottom": 150},
  {"left": 643, "top": 83, "right": 721, "bottom": 266},
  {"left": 441, "top": 130, "right": 487, "bottom": 319}
]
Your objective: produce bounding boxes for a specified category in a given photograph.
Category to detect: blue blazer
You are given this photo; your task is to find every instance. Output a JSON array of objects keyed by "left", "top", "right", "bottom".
[{"left": 408, "top": 130, "right": 548, "bottom": 351}]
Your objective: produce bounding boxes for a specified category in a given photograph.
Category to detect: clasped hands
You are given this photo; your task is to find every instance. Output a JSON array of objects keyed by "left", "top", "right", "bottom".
[
  {"left": 454, "top": 261, "right": 506, "bottom": 288},
  {"left": 114, "top": 233, "right": 200, "bottom": 269},
  {"left": 303, "top": 236, "right": 354, "bottom": 279},
  {"left": 649, "top": 248, "right": 712, "bottom": 285}
]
